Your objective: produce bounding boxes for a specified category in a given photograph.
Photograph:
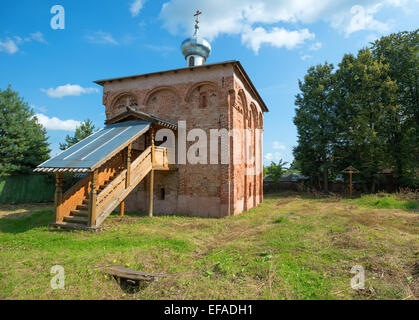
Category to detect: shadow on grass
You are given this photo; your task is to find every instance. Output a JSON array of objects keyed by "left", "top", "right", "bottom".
[
  {"left": 113, "top": 276, "right": 150, "bottom": 294},
  {"left": 0, "top": 210, "right": 53, "bottom": 234}
]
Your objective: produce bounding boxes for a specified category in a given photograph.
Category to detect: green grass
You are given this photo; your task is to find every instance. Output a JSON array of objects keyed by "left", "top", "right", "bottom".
[
  {"left": 349, "top": 194, "right": 418, "bottom": 211},
  {"left": 0, "top": 192, "right": 417, "bottom": 300}
]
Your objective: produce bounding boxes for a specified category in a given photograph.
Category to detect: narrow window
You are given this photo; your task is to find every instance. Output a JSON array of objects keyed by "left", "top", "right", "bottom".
[
  {"left": 189, "top": 56, "right": 195, "bottom": 67},
  {"left": 160, "top": 188, "right": 165, "bottom": 200},
  {"left": 200, "top": 93, "right": 207, "bottom": 108}
]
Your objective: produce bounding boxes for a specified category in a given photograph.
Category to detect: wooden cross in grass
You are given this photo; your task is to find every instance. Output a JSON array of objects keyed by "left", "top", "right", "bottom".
[{"left": 341, "top": 166, "right": 360, "bottom": 198}]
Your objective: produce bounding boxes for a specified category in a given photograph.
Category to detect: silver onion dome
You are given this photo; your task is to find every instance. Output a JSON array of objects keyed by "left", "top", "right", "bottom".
[{"left": 181, "top": 10, "right": 211, "bottom": 66}]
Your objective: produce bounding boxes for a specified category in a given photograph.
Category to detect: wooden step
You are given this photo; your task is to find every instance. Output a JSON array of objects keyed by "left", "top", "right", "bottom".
[
  {"left": 63, "top": 216, "right": 88, "bottom": 224},
  {"left": 50, "top": 222, "right": 98, "bottom": 231},
  {"left": 70, "top": 209, "right": 88, "bottom": 217},
  {"left": 77, "top": 204, "right": 88, "bottom": 210}
]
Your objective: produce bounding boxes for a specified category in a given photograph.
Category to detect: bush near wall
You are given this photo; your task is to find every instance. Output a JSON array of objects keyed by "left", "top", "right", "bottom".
[{"left": 0, "top": 175, "right": 55, "bottom": 204}]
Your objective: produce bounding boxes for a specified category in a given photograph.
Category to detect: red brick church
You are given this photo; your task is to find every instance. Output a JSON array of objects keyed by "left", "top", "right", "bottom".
[{"left": 35, "top": 11, "right": 268, "bottom": 229}]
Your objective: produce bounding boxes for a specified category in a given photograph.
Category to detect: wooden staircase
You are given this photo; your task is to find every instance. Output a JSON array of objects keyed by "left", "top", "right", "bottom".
[
  {"left": 53, "top": 168, "right": 123, "bottom": 229},
  {"left": 51, "top": 145, "right": 169, "bottom": 230}
]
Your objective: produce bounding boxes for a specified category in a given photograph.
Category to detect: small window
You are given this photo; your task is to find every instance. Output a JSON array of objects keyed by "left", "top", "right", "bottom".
[
  {"left": 199, "top": 93, "right": 207, "bottom": 108},
  {"left": 189, "top": 56, "right": 195, "bottom": 67},
  {"left": 160, "top": 188, "right": 165, "bottom": 200}
]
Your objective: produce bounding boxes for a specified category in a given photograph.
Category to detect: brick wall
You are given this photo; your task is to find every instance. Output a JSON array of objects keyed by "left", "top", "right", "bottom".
[{"left": 102, "top": 63, "right": 265, "bottom": 217}]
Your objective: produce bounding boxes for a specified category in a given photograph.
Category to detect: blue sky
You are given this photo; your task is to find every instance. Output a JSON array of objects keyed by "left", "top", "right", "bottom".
[{"left": 0, "top": 0, "right": 418, "bottom": 165}]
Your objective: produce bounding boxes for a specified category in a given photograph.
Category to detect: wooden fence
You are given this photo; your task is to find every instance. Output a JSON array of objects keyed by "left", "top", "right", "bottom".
[{"left": 0, "top": 174, "right": 55, "bottom": 204}]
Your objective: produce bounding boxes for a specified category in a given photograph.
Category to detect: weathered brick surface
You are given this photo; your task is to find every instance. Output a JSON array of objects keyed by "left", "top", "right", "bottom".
[{"left": 102, "top": 63, "right": 265, "bottom": 217}]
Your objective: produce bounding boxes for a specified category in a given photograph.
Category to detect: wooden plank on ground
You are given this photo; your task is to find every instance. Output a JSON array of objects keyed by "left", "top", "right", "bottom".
[{"left": 106, "top": 266, "right": 166, "bottom": 282}]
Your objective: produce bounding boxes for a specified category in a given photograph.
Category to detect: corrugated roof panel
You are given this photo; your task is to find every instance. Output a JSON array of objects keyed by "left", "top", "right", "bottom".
[{"left": 38, "top": 121, "right": 150, "bottom": 171}]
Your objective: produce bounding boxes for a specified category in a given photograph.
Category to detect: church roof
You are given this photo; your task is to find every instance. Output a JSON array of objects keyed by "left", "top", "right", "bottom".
[
  {"left": 105, "top": 107, "right": 178, "bottom": 130},
  {"left": 94, "top": 60, "right": 269, "bottom": 112}
]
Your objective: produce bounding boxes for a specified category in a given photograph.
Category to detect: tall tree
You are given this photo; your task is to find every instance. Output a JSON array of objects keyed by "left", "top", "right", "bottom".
[
  {"left": 294, "top": 63, "right": 336, "bottom": 191},
  {"left": 59, "top": 119, "right": 96, "bottom": 150},
  {"left": 334, "top": 48, "right": 399, "bottom": 192},
  {"left": 370, "top": 30, "right": 419, "bottom": 187},
  {"left": 0, "top": 85, "right": 50, "bottom": 176}
]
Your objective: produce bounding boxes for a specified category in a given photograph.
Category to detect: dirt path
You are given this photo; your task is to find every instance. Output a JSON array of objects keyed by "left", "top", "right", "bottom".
[{"left": 0, "top": 203, "right": 53, "bottom": 219}]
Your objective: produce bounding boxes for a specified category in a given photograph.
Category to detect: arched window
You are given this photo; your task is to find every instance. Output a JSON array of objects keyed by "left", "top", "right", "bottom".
[
  {"left": 113, "top": 94, "right": 138, "bottom": 111},
  {"left": 189, "top": 56, "right": 195, "bottom": 67}
]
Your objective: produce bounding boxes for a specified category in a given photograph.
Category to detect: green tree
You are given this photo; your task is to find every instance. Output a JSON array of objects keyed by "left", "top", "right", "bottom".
[
  {"left": 59, "top": 119, "right": 96, "bottom": 150},
  {"left": 293, "top": 63, "right": 336, "bottom": 192},
  {"left": 265, "top": 160, "right": 288, "bottom": 185},
  {"left": 334, "top": 48, "right": 399, "bottom": 192},
  {"left": 370, "top": 30, "right": 419, "bottom": 187},
  {"left": 287, "top": 159, "right": 302, "bottom": 174},
  {"left": 0, "top": 85, "right": 50, "bottom": 176}
]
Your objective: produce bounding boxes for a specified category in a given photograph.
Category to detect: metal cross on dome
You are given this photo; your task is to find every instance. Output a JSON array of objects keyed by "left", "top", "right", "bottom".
[{"left": 194, "top": 10, "right": 202, "bottom": 25}]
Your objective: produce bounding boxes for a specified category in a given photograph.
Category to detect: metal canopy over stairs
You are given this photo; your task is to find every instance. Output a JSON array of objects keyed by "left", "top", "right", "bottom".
[
  {"left": 35, "top": 121, "right": 151, "bottom": 173},
  {"left": 35, "top": 114, "right": 176, "bottom": 230}
]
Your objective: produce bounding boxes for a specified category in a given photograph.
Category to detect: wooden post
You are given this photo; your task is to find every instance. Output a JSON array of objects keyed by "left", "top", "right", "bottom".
[
  {"left": 126, "top": 143, "right": 132, "bottom": 188},
  {"left": 349, "top": 171, "right": 353, "bottom": 198},
  {"left": 164, "top": 148, "right": 168, "bottom": 168},
  {"left": 148, "top": 128, "right": 155, "bottom": 217},
  {"left": 88, "top": 169, "right": 98, "bottom": 227},
  {"left": 151, "top": 128, "right": 155, "bottom": 168},
  {"left": 120, "top": 201, "right": 125, "bottom": 217},
  {"left": 54, "top": 172, "right": 63, "bottom": 222},
  {"left": 148, "top": 170, "right": 154, "bottom": 217}
]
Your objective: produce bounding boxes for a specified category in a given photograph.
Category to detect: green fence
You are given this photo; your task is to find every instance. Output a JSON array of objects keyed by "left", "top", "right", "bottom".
[{"left": 0, "top": 174, "right": 55, "bottom": 204}]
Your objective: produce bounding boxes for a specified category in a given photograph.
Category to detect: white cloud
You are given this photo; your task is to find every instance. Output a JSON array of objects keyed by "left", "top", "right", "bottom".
[
  {"left": 0, "top": 31, "right": 47, "bottom": 54},
  {"left": 41, "top": 84, "right": 99, "bottom": 98},
  {"left": 159, "top": 0, "right": 412, "bottom": 53},
  {"left": 241, "top": 27, "right": 315, "bottom": 54},
  {"left": 85, "top": 31, "right": 119, "bottom": 45},
  {"left": 35, "top": 113, "right": 81, "bottom": 131},
  {"left": 31, "top": 105, "right": 48, "bottom": 113},
  {"left": 301, "top": 54, "right": 311, "bottom": 61},
  {"left": 130, "top": 0, "right": 146, "bottom": 17},
  {"left": 144, "top": 44, "right": 176, "bottom": 52},
  {"left": 30, "top": 31, "right": 48, "bottom": 44},
  {"left": 273, "top": 141, "right": 286, "bottom": 150},
  {"left": 264, "top": 152, "right": 282, "bottom": 162},
  {"left": 309, "top": 41, "right": 322, "bottom": 51},
  {"left": 0, "top": 38, "right": 19, "bottom": 54}
]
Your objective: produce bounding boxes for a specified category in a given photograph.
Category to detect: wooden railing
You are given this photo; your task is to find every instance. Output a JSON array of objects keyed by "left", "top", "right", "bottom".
[
  {"left": 154, "top": 146, "right": 169, "bottom": 168},
  {"left": 84, "top": 146, "right": 170, "bottom": 227},
  {"left": 96, "top": 169, "right": 128, "bottom": 215},
  {"left": 97, "top": 151, "right": 124, "bottom": 188},
  {"left": 93, "top": 146, "right": 154, "bottom": 227},
  {"left": 58, "top": 175, "right": 91, "bottom": 222},
  {"left": 131, "top": 146, "right": 153, "bottom": 181},
  {"left": 55, "top": 150, "right": 125, "bottom": 224}
]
